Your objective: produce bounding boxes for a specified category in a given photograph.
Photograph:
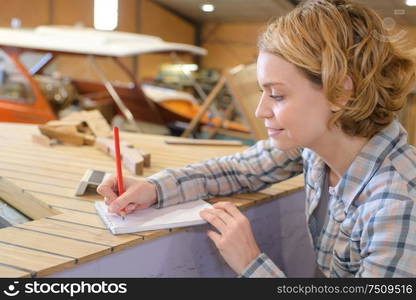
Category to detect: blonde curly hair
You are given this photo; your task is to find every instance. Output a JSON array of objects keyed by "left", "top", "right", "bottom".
[{"left": 258, "top": 0, "right": 416, "bottom": 138}]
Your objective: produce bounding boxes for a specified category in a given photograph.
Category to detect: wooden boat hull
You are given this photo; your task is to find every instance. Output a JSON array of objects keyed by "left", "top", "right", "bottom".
[{"left": 73, "top": 80, "right": 250, "bottom": 133}]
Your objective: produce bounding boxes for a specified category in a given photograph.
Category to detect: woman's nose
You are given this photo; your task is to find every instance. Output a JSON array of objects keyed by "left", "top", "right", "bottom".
[{"left": 255, "top": 95, "right": 273, "bottom": 119}]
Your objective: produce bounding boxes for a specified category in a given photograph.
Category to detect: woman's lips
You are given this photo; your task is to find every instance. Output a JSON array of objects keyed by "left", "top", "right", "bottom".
[{"left": 267, "top": 128, "right": 284, "bottom": 136}]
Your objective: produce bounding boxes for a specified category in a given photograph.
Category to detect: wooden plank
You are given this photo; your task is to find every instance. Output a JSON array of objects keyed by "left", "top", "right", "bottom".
[
  {"left": 207, "top": 196, "right": 253, "bottom": 208},
  {"left": 0, "top": 155, "right": 107, "bottom": 176},
  {"left": 0, "top": 227, "right": 111, "bottom": 265},
  {"left": 0, "top": 160, "right": 86, "bottom": 179},
  {"left": 17, "top": 219, "right": 141, "bottom": 250},
  {"left": 3, "top": 172, "right": 79, "bottom": 189},
  {"left": 0, "top": 162, "right": 82, "bottom": 181},
  {"left": 6, "top": 178, "right": 79, "bottom": 199},
  {"left": 0, "top": 243, "right": 75, "bottom": 277},
  {"left": 261, "top": 185, "right": 291, "bottom": 196},
  {"left": 0, "top": 146, "right": 115, "bottom": 168},
  {"left": 0, "top": 177, "right": 58, "bottom": 220},
  {"left": 0, "top": 152, "right": 114, "bottom": 174},
  {"left": 233, "top": 192, "right": 268, "bottom": 201},
  {"left": 28, "top": 192, "right": 97, "bottom": 213},
  {"left": 0, "top": 264, "right": 31, "bottom": 278}
]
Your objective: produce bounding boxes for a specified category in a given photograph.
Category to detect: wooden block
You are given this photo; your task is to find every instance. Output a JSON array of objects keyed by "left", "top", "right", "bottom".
[
  {"left": 61, "top": 110, "right": 112, "bottom": 138},
  {"left": 94, "top": 137, "right": 110, "bottom": 153},
  {"left": 121, "top": 146, "right": 144, "bottom": 175},
  {"left": 83, "top": 134, "right": 96, "bottom": 145},
  {"left": 43, "top": 120, "right": 82, "bottom": 128},
  {"left": 38, "top": 125, "right": 85, "bottom": 146},
  {"left": 94, "top": 137, "right": 145, "bottom": 175},
  {"left": 136, "top": 149, "right": 151, "bottom": 167},
  {"left": 83, "top": 110, "right": 112, "bottom": 138}
]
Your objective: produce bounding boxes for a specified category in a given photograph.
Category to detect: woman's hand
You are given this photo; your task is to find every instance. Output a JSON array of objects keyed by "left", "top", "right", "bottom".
[
  {"left": 97, "top": 175, "right": 157, "bottom": 215},
  {"left": 200, "top": 201, "right": 261, "bottom": 275}
]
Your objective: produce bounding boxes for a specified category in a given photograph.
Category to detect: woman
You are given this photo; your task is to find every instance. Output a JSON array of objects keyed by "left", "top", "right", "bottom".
[{"left": 97, "top": 0, "right": 416, "bottom": 277}]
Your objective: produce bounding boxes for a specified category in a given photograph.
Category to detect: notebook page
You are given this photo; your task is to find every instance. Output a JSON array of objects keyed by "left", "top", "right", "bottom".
[{"left": 95, "top": 199, "right": 212, "bottom": 235}]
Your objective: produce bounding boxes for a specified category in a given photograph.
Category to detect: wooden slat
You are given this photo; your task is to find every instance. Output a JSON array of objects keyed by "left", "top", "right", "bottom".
[
  {"left": 0, "top": 243, "right": 74, "bottom": 277},
  {"left": 17, "top": 219, "right": 141, "bottom": 251},
  {"left": 0, "top": 163, "right": 81, "bottom": 182},
  {"left": 233, "top": 192, "right": 268, "bottom": 201},
  {"left": 0, "top": 145, "right": 115, "bottom": 168},
  {"left": 0, "top": 264, "right": 31, "bottom": 278},
  {"left": 0, "top": 227, "right": 111, "bottom": 264},
  {"left": 4, "top": 173, "right": 78, "bottom": 189},
  {"left": 6, "top": 178, "right": 79, "bottom": 199},
  {"left": 0, "top": 160, "right": 85, "bottom": 179},
  {"left": 25, "top": 192, "right": 97, "bottom": 213},
  {"left": 207, "top": 196, "right": 253, "bottom": 208},
  {"left": 0, "top": 155, "right": 103, "bottom": 176},
  {"left": 0, "top": 177, "right": 58, "bottom": 220}
]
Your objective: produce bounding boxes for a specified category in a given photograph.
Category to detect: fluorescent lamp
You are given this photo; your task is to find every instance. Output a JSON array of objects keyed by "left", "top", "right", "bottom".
[
  {"left": 201, "top": 3, "right": 215, "bottom": 13},
  {"left": 94, "top": 0, "right": 118, "bottom": 31},
  {"left": 406, "top": 0, "right": 416, "bottom": 6}
]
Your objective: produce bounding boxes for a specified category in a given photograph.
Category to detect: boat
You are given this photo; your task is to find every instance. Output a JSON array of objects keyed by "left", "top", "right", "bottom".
[{"left": 0, "top": 25, "right": 249, "bottom": 134}]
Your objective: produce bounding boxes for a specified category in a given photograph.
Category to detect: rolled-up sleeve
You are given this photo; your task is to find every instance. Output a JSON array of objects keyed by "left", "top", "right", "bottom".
[
  {"left": 146, "top": 139, "right": 303, "bottom": 208},
  {"left": 239, "top": 253, "right": 286, "bottom": 278}
]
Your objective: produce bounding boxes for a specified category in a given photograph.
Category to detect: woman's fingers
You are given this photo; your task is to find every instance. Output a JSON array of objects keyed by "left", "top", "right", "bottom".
[
  {"left": 213, "top": 201, "right": 242, "bottom": 218},
  {"left": 210, "top": 207, "right": 235, "bottom": 225},
  {"left": 104, "top": 197, "right": 111, "bottom": 205},
  {"left": 125, "top": 203, "right": 137, "bottom": 213},
  {"left": 97, "top": 176, "right": 118, "bottom": 202},
  {"left": 108, "top": 191, "right": 134, "bottom": 213},
  {"left": 206, "top": 229, "right": 221, "bottom": 246},
  {"left": 200, "top": 209, "right": 227, "bottom": 233}
]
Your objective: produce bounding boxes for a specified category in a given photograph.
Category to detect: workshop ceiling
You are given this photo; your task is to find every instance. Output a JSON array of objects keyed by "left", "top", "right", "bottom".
[{"left": 151, "top": 0, "right": 416, "bottom": 27}]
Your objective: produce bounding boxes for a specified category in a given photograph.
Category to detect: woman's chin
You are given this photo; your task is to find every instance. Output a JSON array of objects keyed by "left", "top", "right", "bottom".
[{"left": 270, "top": 139, "right": 298, "bottom": 151}]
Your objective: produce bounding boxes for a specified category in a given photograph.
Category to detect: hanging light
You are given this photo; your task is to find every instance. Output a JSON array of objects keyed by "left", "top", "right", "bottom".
[
  {"left": 201, "top": 3, "right": 215, "bottom": 13},
  {"left": 94, "top": 0, "right": 118, "bottom": 31}
]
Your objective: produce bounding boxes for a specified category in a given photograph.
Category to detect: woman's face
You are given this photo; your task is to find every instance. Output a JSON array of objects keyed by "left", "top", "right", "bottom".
[{"left": 256, "top": 51, "right": 334, "bottom": 151}]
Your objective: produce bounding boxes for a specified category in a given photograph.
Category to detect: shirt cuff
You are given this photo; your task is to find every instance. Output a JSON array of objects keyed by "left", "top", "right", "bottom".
[
  {"left": 239, "top": 253, "right": 286, "bottom": 278},
  {"left": 146, "top": 171, "right": 177, "bottom": 209}
]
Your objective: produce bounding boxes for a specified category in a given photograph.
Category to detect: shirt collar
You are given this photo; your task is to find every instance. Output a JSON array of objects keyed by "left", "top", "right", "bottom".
[
  {"left": 323, "top": 120, "right": 406, "bottom": 211},
  {"left": 303, "top": 120, "right": 407, "bottom": 211}
]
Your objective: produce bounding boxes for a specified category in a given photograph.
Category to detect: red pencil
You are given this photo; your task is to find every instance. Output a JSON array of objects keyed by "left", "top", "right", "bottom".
[{"left": 113, "top": 126, "right": 126, "bottom": 219}]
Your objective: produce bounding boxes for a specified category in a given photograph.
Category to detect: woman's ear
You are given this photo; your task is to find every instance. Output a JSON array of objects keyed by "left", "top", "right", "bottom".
[
  {"left": 344, "top": 75, "right": 353, "bottom": 92},
  {"left": 330, "top": 76, "right": 353, "bottom": 112}
]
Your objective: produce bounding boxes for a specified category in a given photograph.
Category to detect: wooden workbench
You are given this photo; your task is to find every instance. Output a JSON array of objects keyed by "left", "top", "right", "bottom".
[{"left": 0, "top": 123, "right": 304, "bottom": 278}]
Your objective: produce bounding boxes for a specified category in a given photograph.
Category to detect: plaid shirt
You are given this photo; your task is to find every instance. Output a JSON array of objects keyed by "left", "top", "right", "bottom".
[{"left": 147, "top": 120, "right": 416, "bottom": 277}]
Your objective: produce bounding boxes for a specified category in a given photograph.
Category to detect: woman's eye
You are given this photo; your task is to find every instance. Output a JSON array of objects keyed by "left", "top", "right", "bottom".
[{"left": 270, "top": 95, "right": 284, "bottom": 101}]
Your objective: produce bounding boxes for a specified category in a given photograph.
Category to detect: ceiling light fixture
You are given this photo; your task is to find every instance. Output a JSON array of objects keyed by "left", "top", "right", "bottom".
[
  {"left": 201, "top": 3, "right": 215, "bottom": 13},
  {"left": 94, "top": 0, "right": 118, "bottom": 31},
  {"left": 405, "top": 0, "right": 416, "bottom": 6}
]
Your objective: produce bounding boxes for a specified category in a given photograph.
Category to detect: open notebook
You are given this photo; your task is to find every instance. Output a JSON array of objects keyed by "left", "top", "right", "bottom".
[{"left": 95, "top": 199, "right": 213, "bottom": 235}]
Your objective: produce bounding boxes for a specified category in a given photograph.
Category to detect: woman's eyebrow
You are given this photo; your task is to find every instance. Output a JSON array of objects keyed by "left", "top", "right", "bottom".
[{"left": 262, "top": 82, "right": 287, "bottom": 88}]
